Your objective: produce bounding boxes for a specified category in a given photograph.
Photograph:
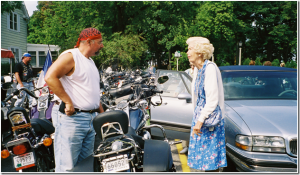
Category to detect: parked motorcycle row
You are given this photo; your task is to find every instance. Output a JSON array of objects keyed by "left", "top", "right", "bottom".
[{"left": 1, "top": 64, "right": 181, "bottom": 172}]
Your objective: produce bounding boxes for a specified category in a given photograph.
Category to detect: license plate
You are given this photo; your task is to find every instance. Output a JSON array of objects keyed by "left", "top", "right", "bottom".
[
  {"left": 102, "top": 155, "right": 130, "bottom": 172},
  {"left": 13, "top": 152, "right": 35, "bottom": 169}
]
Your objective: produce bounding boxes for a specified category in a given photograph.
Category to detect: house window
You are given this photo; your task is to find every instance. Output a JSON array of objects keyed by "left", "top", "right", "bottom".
[
  {"left": 10, "top": 47, "right": 20, "bottom": 62},
  {"left": 39, "top": 51, "right": 46, "bottom": 67},
  {"left": 28, "top": 51, "right": 36, "bottom": 67},
  {"left": 51, "top": 51, "right": 59, "bottom": 61},
  {"left": 9, "top": 12, "right": 19, "bottom": 31}
]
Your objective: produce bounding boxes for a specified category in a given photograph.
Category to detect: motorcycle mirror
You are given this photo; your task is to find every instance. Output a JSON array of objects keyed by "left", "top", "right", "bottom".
[{"left": 157, "top": 76, "right": 169, "bottom": 84}]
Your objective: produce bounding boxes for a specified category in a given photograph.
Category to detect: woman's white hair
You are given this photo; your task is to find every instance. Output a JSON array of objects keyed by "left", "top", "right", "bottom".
[{"left": 186, "top": 37, "right": 214, "bottom": 60}]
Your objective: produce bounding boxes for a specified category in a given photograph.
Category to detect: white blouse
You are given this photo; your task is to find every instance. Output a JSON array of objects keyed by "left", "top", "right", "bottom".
[{"left": 192, "top": 61, "right": 225, "bottom": 123}]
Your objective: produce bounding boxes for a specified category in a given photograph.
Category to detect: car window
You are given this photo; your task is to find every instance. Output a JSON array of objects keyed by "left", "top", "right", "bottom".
[
  {"left": 181, "top": 73, "right": 192, "bottom": 94},
  {"left": 222, "top": 71, "right": 297, "bottom": 100},
  {"left": 157, "top": 70, "right": 191, "bottom": 97}
]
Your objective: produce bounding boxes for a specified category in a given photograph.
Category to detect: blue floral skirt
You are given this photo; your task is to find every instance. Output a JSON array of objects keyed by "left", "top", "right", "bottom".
[{"left": 187, "top": 118, "right": 227, "bottom": 170}]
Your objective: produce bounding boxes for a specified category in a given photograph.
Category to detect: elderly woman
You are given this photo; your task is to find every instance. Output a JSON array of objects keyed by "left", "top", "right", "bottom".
[{"left": 186, "top": 37, "right": 227, "bottom": 171}]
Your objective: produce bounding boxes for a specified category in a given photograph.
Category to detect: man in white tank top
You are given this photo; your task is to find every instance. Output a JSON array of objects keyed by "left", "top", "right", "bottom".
[{"left": 45, "top": 28, "right": 104, "bottom": 172}]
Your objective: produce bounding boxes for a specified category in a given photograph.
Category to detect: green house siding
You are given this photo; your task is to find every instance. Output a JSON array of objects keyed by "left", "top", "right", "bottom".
[{"left": 1, "top": 9, "right": 28, "bottom": 62}]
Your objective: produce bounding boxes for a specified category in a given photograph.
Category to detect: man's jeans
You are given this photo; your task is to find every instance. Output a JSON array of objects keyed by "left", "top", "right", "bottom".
[
  {"left": 14, "top": 82, "right": 35, "bottom": 107},
  {"left": 51, "top": 104, "right": 97, "bottom": 172}
]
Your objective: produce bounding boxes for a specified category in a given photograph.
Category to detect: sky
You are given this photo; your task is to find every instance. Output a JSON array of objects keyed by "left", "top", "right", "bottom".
[{"left": 24, "top": 1, "right": 38, "bottom": 17}]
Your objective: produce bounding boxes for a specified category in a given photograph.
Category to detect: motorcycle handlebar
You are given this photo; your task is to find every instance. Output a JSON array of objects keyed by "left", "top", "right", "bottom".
[
  {"left": 4, "top": 89, "right": 19, "bottom": 102},
  {"left": 19, "top": 87, "right": 38, "bottom": 99},
  {"left": 152, "top": 89, "right": 163, "bottom": 94}
]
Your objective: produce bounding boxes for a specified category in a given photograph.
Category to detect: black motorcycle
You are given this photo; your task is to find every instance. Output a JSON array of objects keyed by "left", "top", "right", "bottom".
[
  {"left": 71, "top": 75, "right": 180, "bottom": 172},
  {"left": 1, "top": 87, "right": 55, "bottom": 172}
]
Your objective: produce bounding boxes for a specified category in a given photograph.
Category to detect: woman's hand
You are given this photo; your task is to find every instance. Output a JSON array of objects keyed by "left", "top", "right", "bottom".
[{"left": 192, "top": 121, "right": 203, "bottom": 138}]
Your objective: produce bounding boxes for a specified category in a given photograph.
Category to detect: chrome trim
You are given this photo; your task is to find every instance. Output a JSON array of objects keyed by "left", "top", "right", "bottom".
[
  {"left": 227, "top": 151, "right": 297, "bottom": 172},
  {"left": 101, "top": 122, "right": 124, "bottom": 140},
  {"left": 150, "top": 119, "right": 191, "bottom": 133},
  {"left": 94, "top": 145, "right": 133, "bottom": 157},
  {"left": 6, "top": 137, "right": 33, "bottom": 148},
  {"left": 226, "top": 143, "right": 297, "bottom": 172},
  {"left": 142, "top": 124, "right": 168, "bottom": 142},
  {"left": 288, "top": 138, "right": 297, "bottom": 156}
]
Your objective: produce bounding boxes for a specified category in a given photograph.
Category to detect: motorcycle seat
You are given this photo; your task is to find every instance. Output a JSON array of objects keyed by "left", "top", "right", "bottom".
[
  {"left": 93, "top": 110, "right": 128, "bottom": 140},
  {"left": 30, "top": 118, "right": 55, "bottom": 135}
]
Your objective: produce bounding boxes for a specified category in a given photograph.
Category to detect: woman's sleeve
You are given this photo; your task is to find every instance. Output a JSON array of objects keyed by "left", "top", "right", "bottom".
[{"left": 197, "top": 64, "right": 219, "bottom": 123}]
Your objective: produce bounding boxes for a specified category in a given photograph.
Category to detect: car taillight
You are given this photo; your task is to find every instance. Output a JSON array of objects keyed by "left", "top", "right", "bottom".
[
  {"left": 1, "top": 149, "right": 10, "bottom": 159},
  {"left": 12, "top": 143, "right": 28, "bottom": 155}
]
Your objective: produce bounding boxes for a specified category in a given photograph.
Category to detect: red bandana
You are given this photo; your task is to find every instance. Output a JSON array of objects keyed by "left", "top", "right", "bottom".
[{"left": 74, "top": 28, "right": 102, "bottom": 48}]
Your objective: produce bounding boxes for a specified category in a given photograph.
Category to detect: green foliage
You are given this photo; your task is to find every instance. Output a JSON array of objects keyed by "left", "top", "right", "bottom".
[
  {"left": 243, "top": 58, "right": 251, "bottom": 65},
  {"left": 271, "top": 59, "right": 280, "bottom": 67},
  {"left": 1, "top": 1, "right": 22, "bottom": 14},
  {"left": 95, "top": 32, "right": 148, "bottom": 68},
  {"left": 220, "top": 62, "right": 230, "bottom": 66},
  {"left": 255, "top": 58, "right": 262, "bottom": 65},
  {"left": 286, "top": 60, "right": 297, "bottom": 69},
  {"left": 170, "top": 52, "right": 189, "bottom": 71},
  {"left": 27, "top": 1, "right": 297, "bottom": 69}
]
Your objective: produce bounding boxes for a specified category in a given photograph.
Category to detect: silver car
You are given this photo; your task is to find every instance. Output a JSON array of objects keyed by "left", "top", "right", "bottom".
[{"left": 150, "top": 66, "right": 297, "bottom": 172}]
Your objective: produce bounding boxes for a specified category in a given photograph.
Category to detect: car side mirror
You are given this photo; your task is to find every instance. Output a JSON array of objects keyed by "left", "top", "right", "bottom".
[{"left": 177, "top": 92, "right": 192, "bottom": 103}]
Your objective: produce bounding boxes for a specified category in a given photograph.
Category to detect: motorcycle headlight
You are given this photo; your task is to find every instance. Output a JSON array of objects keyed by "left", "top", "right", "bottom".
[{"left": 235, "top": 135, "right": 286, "bottom": 153}]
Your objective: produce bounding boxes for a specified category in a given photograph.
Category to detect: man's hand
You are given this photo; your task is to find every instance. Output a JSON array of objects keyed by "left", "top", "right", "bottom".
[
  {"left": 65, "top": 102, "right": 75, "bottom": 116},
  {"left": 192, "top": 121, "right": 203, "bottom": 139}
]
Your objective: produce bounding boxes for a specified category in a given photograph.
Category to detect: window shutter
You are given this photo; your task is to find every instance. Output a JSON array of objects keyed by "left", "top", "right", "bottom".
[
  {"left": 7, "top": 13, "right": 10, "bottom": 29},
  {"left": 17, "top": 14, "right": 20, "bottom": 32}
]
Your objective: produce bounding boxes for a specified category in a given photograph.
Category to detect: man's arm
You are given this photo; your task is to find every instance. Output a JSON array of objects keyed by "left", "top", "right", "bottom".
[
  {"left": 15, "top": 72, "right": 23, "bottom": 87},
  {"left": 99, "top": 102, "right": 104, "bottom": 113},
  {"left": 45, "top": 52, "right": 75, "bottom": 116}
]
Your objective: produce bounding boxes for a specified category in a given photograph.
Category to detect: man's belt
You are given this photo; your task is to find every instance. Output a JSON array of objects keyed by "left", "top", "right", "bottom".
[
  {"left": 74, "top": 108, "right": 100, "bottom": 113},
  {"left": 58, "top": 101, "right": 99, "bottom": 114}
]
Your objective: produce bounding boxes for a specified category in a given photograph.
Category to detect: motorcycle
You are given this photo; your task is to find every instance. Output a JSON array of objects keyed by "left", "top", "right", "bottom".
[
  {"left": 1, "top": 86, "right": 55, "bottom": 172},
  {"left": 71, "top": 75, "right": 181, "bottom": 172}
]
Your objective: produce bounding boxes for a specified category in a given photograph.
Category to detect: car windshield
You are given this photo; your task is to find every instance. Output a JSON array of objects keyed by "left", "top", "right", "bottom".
[
  {"left": 221, "top": 71, "right": 297, "bottom": 100},
  {"left": 157, "top": 70, "right": 192, "bottom": 97}
]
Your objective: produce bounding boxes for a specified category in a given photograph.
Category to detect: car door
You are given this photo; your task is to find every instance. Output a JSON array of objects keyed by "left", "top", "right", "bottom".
[{"left": 150, "top": 70, "right": 193, "bottom": 140}]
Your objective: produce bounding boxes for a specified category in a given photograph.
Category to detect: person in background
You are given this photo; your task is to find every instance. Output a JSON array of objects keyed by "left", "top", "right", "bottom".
[
  {"left": 249, "top": 60, "right": 255, "bottom": 65},
  {"left": 186, "top": 36, "right": 227, "bottom": 172},
  {"left": 263, "top": 61, "right": 272, "bottom": 66},
  {"left": 45, "top": 28, "right": 104, "bottom": 172},
  {"left": 280, "top": 62, "right": 285, "bottom": 67},
  {"left": 14, "top": 53, "right": 35, "bottom": 107}
]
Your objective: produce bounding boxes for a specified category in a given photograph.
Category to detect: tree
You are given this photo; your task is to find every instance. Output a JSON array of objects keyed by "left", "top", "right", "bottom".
[
  {"left": 27, "top": 1, "right": 297, "bottom": 67},
  {"left": 243, "top": 58, "right": 251, "bottom": 65},
  {"left": 95, "top": 32, "right": 148, "bottom": 68},
  {"left": 271, "top": 59, "right": 280, "bottom": 67},
  {"left": 1, "top": 1, "right": 22, "bottom": 14}
]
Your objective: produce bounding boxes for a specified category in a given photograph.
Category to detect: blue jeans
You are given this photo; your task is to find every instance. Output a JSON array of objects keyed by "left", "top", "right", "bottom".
[
  {"left": 14, "top": 82, "right": 34, "bottom": 107},
  {"left": 51, "top": 104, "right": 97, "bottom": 172}
]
